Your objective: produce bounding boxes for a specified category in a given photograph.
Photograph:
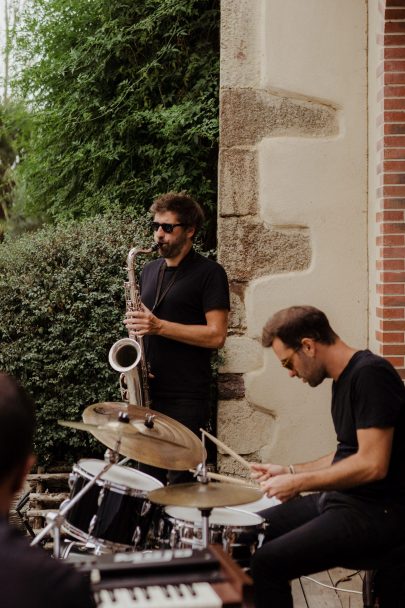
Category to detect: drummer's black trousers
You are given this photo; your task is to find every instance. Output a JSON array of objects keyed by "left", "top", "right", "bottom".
[
  {"left": 138, "top": 398, "right": 210, "bottom": 486},
  {"left": 251, "top": 491, "right": 405, "bottom": 608}
]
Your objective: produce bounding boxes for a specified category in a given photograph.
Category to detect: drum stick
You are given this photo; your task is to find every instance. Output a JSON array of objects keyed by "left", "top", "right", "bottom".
[
  {"left": 189, "top": 469, "right": 260, "bottom": 488},
  {"left": 200, "top": 428, "right": 252, "bottom": 471}
]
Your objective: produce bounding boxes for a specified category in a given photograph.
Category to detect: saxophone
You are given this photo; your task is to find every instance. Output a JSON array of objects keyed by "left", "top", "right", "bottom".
[{"left": 108, "top": 243, "right": 159, "bottom": 407}]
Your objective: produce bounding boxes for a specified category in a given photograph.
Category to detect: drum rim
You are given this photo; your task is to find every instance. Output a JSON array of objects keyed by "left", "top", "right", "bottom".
[
  {"left": 72, "top": 458, "right": 163, "bottom": 496},
  {"left": 164, "top": 505, "right": 264, "bottom": 526},
  {"left": 62, "top": 520, "right": 136, "bottom": 551}
]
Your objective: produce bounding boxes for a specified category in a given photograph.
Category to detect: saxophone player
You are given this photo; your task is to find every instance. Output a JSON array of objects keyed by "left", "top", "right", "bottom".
[{"left": 124, "top": 192, "right": 230, "bottom": 485}]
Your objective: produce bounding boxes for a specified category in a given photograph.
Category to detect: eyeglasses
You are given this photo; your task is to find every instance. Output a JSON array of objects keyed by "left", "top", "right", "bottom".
[
  {"left": 151, "top": 222, "right": 186, "bottom": 233},
  {"left": 281, "top": 346, "right": 301, "bottom": 371}
]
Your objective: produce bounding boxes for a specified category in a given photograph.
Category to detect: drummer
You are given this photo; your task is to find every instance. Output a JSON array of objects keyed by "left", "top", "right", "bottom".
[
  {"left": 0, "top": 373, "right": 95, "bottom": 608},
  {"left": 250, "top": 306, "right": 405, "bottom": 608}
]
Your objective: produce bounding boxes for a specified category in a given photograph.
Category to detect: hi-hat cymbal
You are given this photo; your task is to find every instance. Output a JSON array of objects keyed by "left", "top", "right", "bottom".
[
  {"left": 147, "top": 482, "right": 263, "bottom": 509},
  {"left": 82, "top": 402, "right": 206, "bottom": 470}
]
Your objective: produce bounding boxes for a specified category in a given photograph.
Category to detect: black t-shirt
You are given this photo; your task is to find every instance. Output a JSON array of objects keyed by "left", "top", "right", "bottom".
[
  {"left": 332, "top": 349, "right": 405, "bottom": 504},
  {"left": 0, "top": 519, "right": 95, "bottom": 608},
  {"left": 140, "top": 249, "right": 230, "bottom": 400}
]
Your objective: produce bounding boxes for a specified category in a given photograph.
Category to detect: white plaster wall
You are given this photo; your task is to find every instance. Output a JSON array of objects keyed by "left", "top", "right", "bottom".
[{"left": 220, "top": 0, "right": 368, "bottom": 466}]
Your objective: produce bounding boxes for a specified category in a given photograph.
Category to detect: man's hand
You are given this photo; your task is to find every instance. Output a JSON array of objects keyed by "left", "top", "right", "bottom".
[
  {"left": 124, "top": 305, "right": 162, "bottom": 336},
  {"left": 251, "top": 462, "right": 300, "bottom": 502},
  {"left": 251, "top": 462, "right": 289, "bottom": 481},
  {"left": 260, "top": 474, "right": 300, "bottom": 503}
]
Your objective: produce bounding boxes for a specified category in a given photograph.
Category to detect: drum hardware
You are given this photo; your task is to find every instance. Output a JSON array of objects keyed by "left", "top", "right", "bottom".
[{"left": 31, "top": 450, "right": 119, "bottom": 558}]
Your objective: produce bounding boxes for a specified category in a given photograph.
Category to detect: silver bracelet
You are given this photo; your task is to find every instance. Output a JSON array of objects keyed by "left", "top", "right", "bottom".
[{"left": 288, "top": 464, "right": 296, "bottom": 475}]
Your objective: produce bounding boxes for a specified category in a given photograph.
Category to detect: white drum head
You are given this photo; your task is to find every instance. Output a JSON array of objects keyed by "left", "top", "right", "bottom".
[
  {"left": 233, "top": 494, "right": 280, "bottom": 513},
  {"left": 165, "top": 506, "right": 263, "bottom": 527},
  {"left": 77, "top": 459, "right": 163, "bottom": 491}
]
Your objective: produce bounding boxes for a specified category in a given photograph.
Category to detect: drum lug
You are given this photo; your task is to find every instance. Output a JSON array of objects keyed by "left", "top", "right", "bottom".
[
  {"left": 88, "top": 514, "right": 97, "bottom": 536},
  {"left": 132, "top": 526, "right": 142, "bottom": 548},
  {"left": 68, "top": 472, "right": 78, "bottom": 491}
]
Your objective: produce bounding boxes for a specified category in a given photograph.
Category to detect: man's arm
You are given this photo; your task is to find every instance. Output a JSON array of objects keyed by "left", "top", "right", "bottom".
[
  {"left": 125, "top": 307, "right": 229, "bottom": 349},
  {"left": 251, "top": 452, "right": 335, "bottom": 481},
  {"left": 253, "top": 427, "right": 394, "bottom": 502}
]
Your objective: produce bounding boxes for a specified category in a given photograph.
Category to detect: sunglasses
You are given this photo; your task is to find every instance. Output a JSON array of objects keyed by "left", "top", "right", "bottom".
[
  {"left": 151, "top": 222, "right": 186, "bottom": 234},
  {"left": 281, "top": 346, "right": 301, "bottom": 371}
]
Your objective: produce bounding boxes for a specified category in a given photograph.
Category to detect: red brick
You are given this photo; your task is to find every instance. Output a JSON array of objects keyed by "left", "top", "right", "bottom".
[
  {"left": 382, "top": 136, "right": 405, "bottom": 147},
  {"left": 375, "top": 330, "right": 405, "bottom": 342},
  {"left": 381, "top": 344, "right": 405, "bottom": 355},
  {"left": 385, "top": 73, "right": 405, "bottom": 86},
  {"left": 385, "top": 357, "right": 405, "bottom": 368},
  {"left": 380, "top": 320, "right": 405, "bottom": 331},
  {"left": 376, "top": 210, "right": 405, "bottom": 221},
  {"left": 382, "top": 61, "right": 405, "bottom": 74},
  {"left": 380, "top": 222, "right": 405, "bottom": 232},
  {"left": 377, "top": 235, "right": 405, "bottom": 247},
  {"left": 380, "top": 295, "right": 405, "bottom": 306},
  {"left": 383, "top": 148, "right": 405, "bottom": 159},
  {"left": 384, "top": 34, "right": 405, "bottom": 46},
  {"left": 384, "top": 112, "right": 405, "bottom": 123},
  {"left": 377, "top": 259, "right": 405, "bottom": 270},
  {"left": 380, "top": 246, "right": 405, "bottom": 257},
  {"left": 381, "top": 198, "right": 405, "bottom": 208},
  {"left": 380, "top": 271, "right": 405, "bottom": 281},
  {"left": 384, "top": 98, "right": 405, "bottom": 110},
  {"left": 383, "top": 161, "right": 405, "bottom": 172},
  {"left": 385, "top": 123, "right": 405, "bottom": 135},
  {"left": 386, "top": 0, "right": 405, "bottom": 9},
  {"left": 376, "top": 306, "right": 405, "bottom": 318},
  {"left": 383, "top": 171, "right": 405, "bottom": 182},
  {"left": 376, "top": 283, "right": 405, "bottom": 294},
  {"left": 385, "top": 47, "right": 405, "bottom": 60},
  {"left": 385, "top": 22, "right": 405, "bottom": 34},
  {"left": 397, "top": 368, "right": 405, "bottom": 379},
  {"left": 378, "top": 186, "right": 405, "bottom": 197},
  {"left": 386, "top": 9, "right": 405, "bottom": 19}
]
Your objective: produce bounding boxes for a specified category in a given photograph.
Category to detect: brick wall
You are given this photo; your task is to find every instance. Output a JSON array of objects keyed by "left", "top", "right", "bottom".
[{"left": 376, "top": 0, "right": 405, "bottom": 379}]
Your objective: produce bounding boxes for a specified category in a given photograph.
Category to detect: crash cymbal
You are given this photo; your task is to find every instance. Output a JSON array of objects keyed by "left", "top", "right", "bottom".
[
  {"left": 147, "top": 481, "right": 263, "bottom": 509},
  {"left": 82, "top": 402, "right": 206, "bottom": 470}
]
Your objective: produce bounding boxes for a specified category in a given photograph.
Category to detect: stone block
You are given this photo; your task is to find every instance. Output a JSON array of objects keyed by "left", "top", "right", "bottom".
[
  {"left": 218, "top": 216, "right": 311, "bottom": 282},
  {"left": 220, "top": 336, "right": 263, "bottom": 374},
  {"left": 217, "top": 399, "right": 275, "bottom": 455},
  {"left": 219, "top": 147, "right": 258, "bottom": 216},
  {"left": 220, "top": 88, "right": 339, "bottom": 149},
  {"left": 218, "top": 373, "right": 245, "bottom": 400}
]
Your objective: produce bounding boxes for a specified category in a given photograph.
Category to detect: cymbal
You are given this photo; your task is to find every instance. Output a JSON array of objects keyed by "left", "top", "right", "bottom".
[
  {"left": 147, "top": 481, "right": 263, "bottom": 509},
  {"left": 58, "top": 419, "right": 183, "bottom": 448},
  {"left": 82, "top": 402, "right": 206, "bottom": 470}
]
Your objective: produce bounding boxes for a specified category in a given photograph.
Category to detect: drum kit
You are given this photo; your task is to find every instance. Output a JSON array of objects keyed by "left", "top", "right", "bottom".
[{"left": 31, "top": 402, "right": 275, "bottom": 565}]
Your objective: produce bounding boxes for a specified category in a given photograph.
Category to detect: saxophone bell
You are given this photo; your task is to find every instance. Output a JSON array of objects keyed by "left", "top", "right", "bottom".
[{"left": 109, "top": 338, "right": 143, "bottom": 406}]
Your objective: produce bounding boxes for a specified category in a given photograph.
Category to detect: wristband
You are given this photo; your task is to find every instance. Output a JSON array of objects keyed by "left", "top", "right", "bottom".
[{"left": 288, "top": 464, "right": 296, "bottom": 475}]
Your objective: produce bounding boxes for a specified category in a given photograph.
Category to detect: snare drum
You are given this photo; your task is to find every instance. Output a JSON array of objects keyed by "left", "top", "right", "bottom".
[
  {"left": 63, "top": 459, "right": 163, "bottom": 551},
  {"left": 161, "top": 506, "right": 264, "bottom": 563}
]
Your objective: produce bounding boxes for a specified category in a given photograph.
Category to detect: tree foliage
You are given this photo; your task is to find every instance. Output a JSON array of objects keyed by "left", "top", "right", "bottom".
[
  {"left": 13, "top": 0, "right": 220, "bottom": 247},
  {"left": 0, "top": 213, "right": 155, "bottom": 465}
]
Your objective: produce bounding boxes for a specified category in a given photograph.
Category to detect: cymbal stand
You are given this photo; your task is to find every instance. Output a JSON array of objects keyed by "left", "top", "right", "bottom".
[
  {"left": 31, "top": 439, "right": 122, "bottom": 559},
  {"left": 195, "top": 432, "right": 212, "bottom": 549}
]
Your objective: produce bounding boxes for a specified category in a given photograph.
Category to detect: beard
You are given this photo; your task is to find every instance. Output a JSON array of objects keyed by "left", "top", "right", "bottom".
[
  {"left": 307, "top": 366, "right": 327, "bottom": 387},
  {"left": 158, "top": 231, "right": 188, "bottom": 259}
]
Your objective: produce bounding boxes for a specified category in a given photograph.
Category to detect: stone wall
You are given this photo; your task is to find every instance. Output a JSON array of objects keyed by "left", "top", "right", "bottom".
[{"left": 217, "top": 0, "right": 368, "bottom": 474}]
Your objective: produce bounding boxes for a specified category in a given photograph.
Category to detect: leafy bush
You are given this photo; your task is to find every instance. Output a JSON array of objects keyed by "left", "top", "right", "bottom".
[
  {"left": 13, "top": 0, "right": 219, "bottom": 248},
  {"left": 0, "top": 213, "right": 155, "bottom": 465}
]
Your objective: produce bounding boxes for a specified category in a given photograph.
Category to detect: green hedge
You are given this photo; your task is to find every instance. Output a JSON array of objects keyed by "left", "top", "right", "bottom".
[{"left": 0, "top": 213, "right": 155, "bottom": 465}]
